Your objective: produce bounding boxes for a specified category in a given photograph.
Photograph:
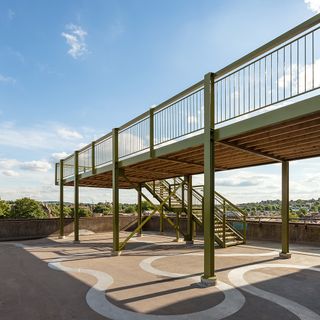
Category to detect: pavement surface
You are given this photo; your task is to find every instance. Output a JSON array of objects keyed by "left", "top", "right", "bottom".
[{"left": 1, "top": 231, "right": 320, "bottom": 320}]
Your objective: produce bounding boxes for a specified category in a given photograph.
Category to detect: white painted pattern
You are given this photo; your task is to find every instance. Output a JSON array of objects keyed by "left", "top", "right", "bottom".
[
  {"left": 228, "top": 263, "right": 320, "bottom": 320},
  {"left": 49, "top": 260, "right": 245, "bottom": 320}
]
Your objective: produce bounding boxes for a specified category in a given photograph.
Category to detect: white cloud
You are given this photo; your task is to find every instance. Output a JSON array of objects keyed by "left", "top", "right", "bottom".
[
  {"left": 50, "top": 152, "right": 69, "bottom": 162},
  {"left": 57, "top": 127, "right": 83, "bottom": 140},
  {"left": 61, "top": 24, "right": 88, "bottom": 59},
  {"left": 305, "top": 0, "right": 320, "bottom": 13},
  {"left": 20, "top": 160, "right": 52, "bottom": 172},
  {"left": 0, "top": 73, "right": 16, "bottom": 84},
  {"left": 2, "top": 170, "right": 19, "bottom": 177},
  {"left": 0, "top": 158, "right": 20, "bottom": 169}
]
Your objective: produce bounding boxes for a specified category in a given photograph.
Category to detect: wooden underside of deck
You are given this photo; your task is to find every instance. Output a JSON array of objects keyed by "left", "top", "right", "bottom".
[{"left": 64, "top": 107, "right": 320, "bottom": 189}]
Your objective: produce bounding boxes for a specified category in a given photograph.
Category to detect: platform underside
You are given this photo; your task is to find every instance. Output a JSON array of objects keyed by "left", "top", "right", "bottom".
[{"left": 65, "top": 106, "right": 320, "bottom": 189}]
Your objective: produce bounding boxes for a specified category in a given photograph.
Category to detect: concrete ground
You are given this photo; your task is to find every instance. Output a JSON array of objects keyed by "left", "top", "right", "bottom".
[{"left": 1, "top": 231, "right": 320, "bottom": 320}]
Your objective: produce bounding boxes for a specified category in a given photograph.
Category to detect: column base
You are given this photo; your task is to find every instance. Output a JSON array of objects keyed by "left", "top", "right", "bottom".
[
  {"left": 200, "top": 275, "right": 217, "bottom": 287},
  {"left": 111, "top": 250, "right": 122, "bottom": 256},
  {"left": 58, "top": 235, "right": 65, "bottom": 239},
  {"left": 73, "top": 240, "right": 80, "bottom": 244},
  {"left": 185, "top": 240, "right": 194, "bottom": 245},
  {"left": 279, "top": 252, "right": 291, "bottom": 259}
]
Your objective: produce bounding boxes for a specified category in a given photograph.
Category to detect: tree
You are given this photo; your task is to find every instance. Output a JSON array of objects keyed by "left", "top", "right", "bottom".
[
  {"left": 10, "top": 198, "right": 46, "bottom": 219},
  {"left": 124, "top": 205, "right": 135, "bottom": 214},
  {"left": 70, "top": 206, "right": 92, "bottom": 218},
  {"left": 0, "top": 200, "right": 10, "bottom": 218}
]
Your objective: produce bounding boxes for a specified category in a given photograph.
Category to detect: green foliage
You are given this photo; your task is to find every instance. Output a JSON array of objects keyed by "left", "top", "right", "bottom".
[
  {"left": 124, "top": 205, "right": 135, "bottom": 214},
  {"left": 10, "top": 198, "right": 46, "bottom": 219},
  {"left": 93, "top": 202, "right": 111, "bottom": 215},
  {"left": 141, "top": 201, "right": 152, "bottom": 211},
  {"left": 0, "top": 200, "right": 10, "bottom": 218},
  {"left": 70, "top": 206, "right": 92, "bottom": 218}
]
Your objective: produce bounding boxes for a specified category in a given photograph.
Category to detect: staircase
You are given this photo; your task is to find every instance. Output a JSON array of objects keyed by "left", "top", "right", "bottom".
[{"left": 145, "top": 178, "right": 246, "bottom": 248}]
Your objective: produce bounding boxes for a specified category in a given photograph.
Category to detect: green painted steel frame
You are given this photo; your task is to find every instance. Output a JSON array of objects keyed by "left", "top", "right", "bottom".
[{"left": 202, "top": 72, "right": 216, "bottom": 282}]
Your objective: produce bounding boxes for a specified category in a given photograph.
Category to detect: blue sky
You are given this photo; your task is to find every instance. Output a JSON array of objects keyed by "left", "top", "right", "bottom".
[{"left": 0, "top": 0, "right": 319, "bottom": 203}]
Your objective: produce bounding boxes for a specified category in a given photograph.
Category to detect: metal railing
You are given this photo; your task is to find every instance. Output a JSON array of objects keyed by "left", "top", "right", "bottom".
[
  {"left": 215, "top": 26, "right": 320, "bottom": 124},
  {"left": 119, "top": 116, "right": 150, "bottom": 158},
  {"left": 94, "top": 135, "right": 112, "bottom": 168},
  {"left": 154, "top": 87, "right": 204, "bottom": 145},
  {"left": 57, "top": 14, "right": 320, "bottom": 182}
]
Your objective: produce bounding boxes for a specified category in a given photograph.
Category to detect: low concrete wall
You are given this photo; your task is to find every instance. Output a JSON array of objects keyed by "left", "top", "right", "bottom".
[
  {"left": 243, "top": 220, "right": 320, "bottom": 245},
  {"left": 0, "top": 216, "right": 137, "bottom": 241},
  {"left": 0, "top": 216, "right": 319, "bottom": 245}
]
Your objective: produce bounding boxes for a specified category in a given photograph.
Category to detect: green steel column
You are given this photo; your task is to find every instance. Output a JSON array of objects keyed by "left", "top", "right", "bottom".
[
  {"left": 185, "top": 175, "right": 193, "bottom": 244},
  {"left": 160, "top": 206, "right": 164, "bottom": 233},
  {"left": 112, "top": 128, "right": 120, "bottom": 254},
  {"left": 91, "top": 141, "right": 96, "bottom": 174},
  {"left": 137, "top": 183, "right": 142, "bottom": 237},
  {"left": 74, "top": 151, "right": 80, "bottom": 243},
  {"left": 202, "top": 72, "right": 216, "bottom": 285},
  {"left": 59, "top": 160, "right": 65, "bottom": 239},
  {"left": 280, "top": 161, "right": 291, "bottom": 258},
  {"left": 149, "top": 108, "right": 155, "bottom": 158}
]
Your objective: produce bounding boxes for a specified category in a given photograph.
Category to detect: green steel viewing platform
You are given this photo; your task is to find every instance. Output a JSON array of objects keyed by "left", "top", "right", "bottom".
[{"left": 55, "top": 14, "right": 320, "bottom": 285}]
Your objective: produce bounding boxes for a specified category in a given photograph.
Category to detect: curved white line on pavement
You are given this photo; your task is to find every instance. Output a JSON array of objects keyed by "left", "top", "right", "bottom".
[
  {"left": 139, "top": 254, "right": 245, "bottom": 320},
  {"left": 228, "top": 263, "right": 320, "bottom": 320},
  {"left": 187, "top": 251, "right": 279, "bottom": 257},
  {"left": 49, "top": 255, "right": 245, "bottom": 320}
]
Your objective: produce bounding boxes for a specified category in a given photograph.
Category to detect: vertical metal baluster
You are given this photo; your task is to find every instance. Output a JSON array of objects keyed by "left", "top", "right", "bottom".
[
  {"left": 304, "top": 35, "right": 307, "bottom": 92},
  {"left": 253, "top": 63, "right": 256, "bottom": 110},
  {"left": 277, "top": 50, "right": 279, "bottom": 102},
  {"left": 283, "top": 47, "right": 286, "bottom": 100},
  {"left": 290, "top": 43, "right": 293, "bottom": 97},
  {"left": 243, "top": 68, "right": 246, "bottom": 114},
  {"left": 312, "top": 31, "right": 315, "bottom": 89},
  {"left": 238, "top": 71, "right": 240, "bottom": 116},
  {"left": 271, "top": 54, "right": 273, "bottom": 103},
  {"left": 297, "top": 39, "right": 300, "bottom": 94},
  {"left": 248, "top": 65, "right": 251, "bottom": 111},
  {"left": 259, "top": 60, "right": 261, "bottom": 108},
  {"left": 264, "top": 57, "right": 267, "bottom": 106}
]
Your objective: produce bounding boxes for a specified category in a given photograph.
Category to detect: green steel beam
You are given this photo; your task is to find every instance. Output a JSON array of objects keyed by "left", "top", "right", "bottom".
[
  {"left": 119, "top": 183, "right": 183, "bottom": 250},
  {"left": 217, "top": 141, "right": 283, "bottom": 162},
  {"left": 137, "top": 183, "right": 142, "bottom": 237},
  {"left": 150, "top": 108, "right": 155, "bottom": 158},
  {"left": 202, "top": 72, "right": 216, "bottom": 285},
  {"left": 185, "top": 175, "right": 193, "bottom": 243},
  {"left": 59, "top": 160, "right": 64, "bottom": 239},
  {"left": 160, "top": 206, "right": 164, "bottom": 233},
  {"left": 91, "top": 141, "right": 96, "bottom": 174},
  {"left": 216, "top": 95, "right": 320, "bottom": 142},
  {"left": 74, "top": 151, "right": 80, "bottom": 243},
  {"left": 280, "top": 161, "right": 291, "bottom": 259},
  {"left": 112, "top": 128, "right": 120, "bottom": 254}
]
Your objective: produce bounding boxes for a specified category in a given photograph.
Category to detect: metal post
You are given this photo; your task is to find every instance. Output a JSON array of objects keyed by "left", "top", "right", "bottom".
[
  {"left": 137, "top": 183, "right": 142, "bottom": 237},
  {"left": 186, "top": 175, "right": 193, "bottom": 244},
  {"left": 59, "top": 160, "right": 64, "bottom": 239},
  {"left": 201, "top": 72, "right": 216, "bottom": 286},
  {"left": 175, "top": 211, "right": 180, "bottom": 241},
  {"left": 112, "top": 128, "right": 120, "bottom": 254},
  {"left": 74, "top": 151, "right": 80, "bottom": 243},
  {"left": 280, "top": 161, "right": 291, "bottom": 258},
  {"left": 91, "top": 141, "right": 96, "bottom": 174},
  {"left": 222, "top": 201, "right": 226, "bottom": 248},
  {"left": 149, "top": 108, "right": 155, "bottom": 158},
  {"left": 160, "top": 206, "right": 164, "bottom": 233}
]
